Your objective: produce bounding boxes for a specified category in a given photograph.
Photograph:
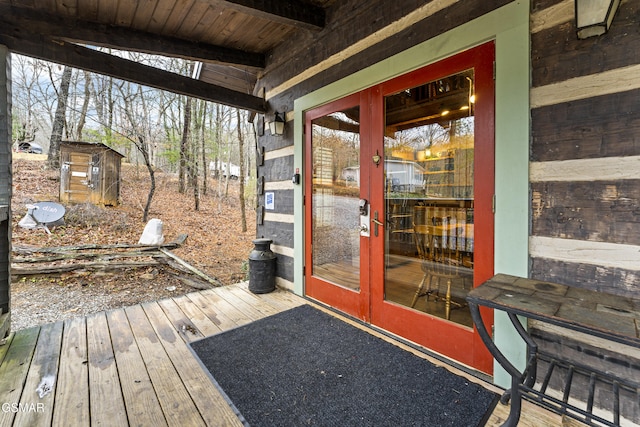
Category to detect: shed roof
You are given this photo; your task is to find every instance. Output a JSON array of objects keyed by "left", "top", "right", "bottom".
[{"left": 60, "top": 141, "right": 125, "bottom": 158}]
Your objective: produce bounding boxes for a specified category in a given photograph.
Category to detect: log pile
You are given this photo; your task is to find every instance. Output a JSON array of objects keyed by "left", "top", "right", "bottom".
[{"left": 11, "top": 234, "right": 224, "bottom": 289}]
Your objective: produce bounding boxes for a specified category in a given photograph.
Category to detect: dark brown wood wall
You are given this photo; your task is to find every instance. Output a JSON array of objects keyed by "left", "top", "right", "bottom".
[
  {"left": 530, "top": 0, "right": 640, "bottom": 298},
  {"left": 255, "top": 0, "right": 511, "bottom": 285},
  {"left": 0, "top": 46, "right": 10, "bottom": 328}
]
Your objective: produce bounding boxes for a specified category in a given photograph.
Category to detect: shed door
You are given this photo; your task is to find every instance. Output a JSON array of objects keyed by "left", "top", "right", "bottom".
[{"left": 63, "top": 153, "right": 93, "bottom": 203}]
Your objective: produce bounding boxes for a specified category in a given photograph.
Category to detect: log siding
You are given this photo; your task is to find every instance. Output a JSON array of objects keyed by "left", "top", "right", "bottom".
[{"left": 530, "top": 1, "right": 640, "bottom": 299}]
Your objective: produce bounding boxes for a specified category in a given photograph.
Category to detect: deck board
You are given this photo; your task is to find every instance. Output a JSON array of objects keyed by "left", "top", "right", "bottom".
[
  {"left": 125, "top": 304, "right": 206, "bottom": 427},
  {"left": 86, "top": 312, "right": 128, "bottom": 427},
  {"left": 0, "top": 327, "right": 39, "bottom": 427},
  {"left": 0, "top": 283, "right": 574, "bottom": 426},
  {"left": 52, "top": 317, "right": 90, "bottom": 426},
  {"left": 13, "top": 322, "right": 62, "bottom": 427},
  {"left": 107, "top": 308, "right": 168, "bottom": 427},
  {"left": 141, "top": 301, "right": 243, "bottom": 427},
  {"left": 156, "top": 297, "right": 205, "bottom": 343},
  {"left": 170, "top": 294, "right": 223, "bottom": 339},
  {"left": 185, "top": 290, "right": 240, "bottom": 331}
]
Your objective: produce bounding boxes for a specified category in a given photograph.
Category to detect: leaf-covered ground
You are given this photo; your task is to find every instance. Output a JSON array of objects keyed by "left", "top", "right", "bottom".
[{"left": 10, "top": 154, "right": 256, "bottom": 330}]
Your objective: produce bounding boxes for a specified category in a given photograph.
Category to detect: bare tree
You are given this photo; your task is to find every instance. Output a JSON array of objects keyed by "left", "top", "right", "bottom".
[
  {"left": 75, "top": 71, "right": 91, "bottom": 140},
  {"left": 48, "top": 66, "right": 72, "bottom": 169},
  {"left": 117, "top": 82, "right": 157, "bottom": 222},
  {"left": 237, "top": 109, "right": 247, "bottom": 232},
  {"left": 179, "top": 95, "right": 192, "bottom": 194},
  {"left": 200, "top": 101, "right": 208, "bottom": 195}
]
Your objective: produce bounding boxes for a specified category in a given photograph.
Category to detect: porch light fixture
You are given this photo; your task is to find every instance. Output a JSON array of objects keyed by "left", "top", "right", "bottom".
[
  {"left": 269, "top": 112, "right": 285, "bottom": 136},
  {"left": 576, "top": 0, "right": 620, "bottom": 39}
]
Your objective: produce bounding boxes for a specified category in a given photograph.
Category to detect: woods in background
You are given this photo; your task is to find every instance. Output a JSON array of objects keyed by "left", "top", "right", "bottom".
[{"left": 10, "top": 52, "right": 256, "bottom": 224}]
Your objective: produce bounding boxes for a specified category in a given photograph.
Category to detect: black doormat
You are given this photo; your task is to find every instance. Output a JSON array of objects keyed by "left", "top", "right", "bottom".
[{"left": 190, "top": 305, "right": 498, "bottom": 427}]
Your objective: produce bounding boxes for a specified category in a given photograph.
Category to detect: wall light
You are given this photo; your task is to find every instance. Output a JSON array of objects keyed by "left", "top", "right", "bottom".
[
  {"left": 269, "top": 112, "right": 285, "bottom": 136},
  {"left": 576, "top": 0, "right": 620, "bottom": 39}
]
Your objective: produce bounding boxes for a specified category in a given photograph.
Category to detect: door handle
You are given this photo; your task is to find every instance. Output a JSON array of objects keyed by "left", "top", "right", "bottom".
[{"left": 372, "top": 211, "right": 384, "bottom": 237}]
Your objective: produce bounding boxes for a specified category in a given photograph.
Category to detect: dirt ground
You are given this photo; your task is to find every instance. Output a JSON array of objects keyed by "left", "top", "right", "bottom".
[{"left": 10, "top": 153, "right": 256, "bottom": 330}]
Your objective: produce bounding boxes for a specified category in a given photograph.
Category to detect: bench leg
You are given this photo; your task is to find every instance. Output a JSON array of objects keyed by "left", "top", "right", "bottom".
[{"left": 468, "top": 302, "right": 525, "bottom": 427}]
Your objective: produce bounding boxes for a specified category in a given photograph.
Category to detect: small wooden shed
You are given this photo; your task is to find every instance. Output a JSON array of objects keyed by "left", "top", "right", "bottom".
[{"left": 59, "top": 141, "right": 125, "bottom": 206}]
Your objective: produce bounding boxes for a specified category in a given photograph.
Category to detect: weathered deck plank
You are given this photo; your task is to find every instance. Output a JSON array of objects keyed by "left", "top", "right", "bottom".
[
  {"left": 215, "top": 285, "right": 273, "bottom": 321},
  {"left": 224, "top": 285, "right": 281, "bottom": 317},
  {"left": 141, "top": 301, "right": 243, "bottom": 427},
  {"left": 125, "top": 304, "right": 206, "bottom": 427},
  {"left": 199, "top": 289, "right": 254, "bottom": 327},
  {"left": 13, "top": 321, "right": 62, "bottom": 427},
  {"left": 237, "top": 282, "right": 305, "bottom": 311},
  {"left": 185, "top": 290, "right": 241, "bottom": 331},
  {"left": 156, "top": 297, "right": 206, "bottom": 343},
  {"left": 0, "top": 327, "right": 39, "bottom": 427},
  {"left": 86, "top": 311, "right": 128, "bottom": 427},
  {"left": 107, "top": 308, "right": 168, "bottom": 427},
  {"left": 52, "top": 317, "right": 90, "bottom": 426},
  {"left": 170, "top": 294, "right": 223, "bottom": 339}
]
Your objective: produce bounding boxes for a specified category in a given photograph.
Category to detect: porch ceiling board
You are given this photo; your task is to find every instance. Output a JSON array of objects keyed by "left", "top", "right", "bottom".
[
  {"left": 0, "top": 32, "right": 266, "bottom": 112},
  {"left": 0, "top": 0, "right": 334, "bottom": 110},
  {"left": 0, "top": 4, "right": 266, "bottom": 68}
]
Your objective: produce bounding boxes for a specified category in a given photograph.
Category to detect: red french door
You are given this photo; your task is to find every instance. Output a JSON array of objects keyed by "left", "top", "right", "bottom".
[
  {"left": 305, "top": 42, "right": 495, "bottom": 373},
  {"left": 304, "top": 91, "right": 373, "bottom": 321}
]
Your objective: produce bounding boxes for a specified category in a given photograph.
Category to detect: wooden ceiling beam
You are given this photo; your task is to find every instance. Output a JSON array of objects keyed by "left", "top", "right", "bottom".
[
  {"left": 222, "top": 0, "right": 325, "bottom": 30},
  {"left": 0, "top": 5, "right": 265, "bottom": 68},
  {"left": 0, "top": 33, "right": 266, "bottom": 113}
]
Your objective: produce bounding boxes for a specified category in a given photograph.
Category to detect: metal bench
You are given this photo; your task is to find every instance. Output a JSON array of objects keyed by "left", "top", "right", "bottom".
[{"left": 467, "top": 274, "right": 640, "bottom": 427}]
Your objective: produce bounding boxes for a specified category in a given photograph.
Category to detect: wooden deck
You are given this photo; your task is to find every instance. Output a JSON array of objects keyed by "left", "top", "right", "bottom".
[{"left": 0, "top": 282, "right": 582, "bottom": 426}]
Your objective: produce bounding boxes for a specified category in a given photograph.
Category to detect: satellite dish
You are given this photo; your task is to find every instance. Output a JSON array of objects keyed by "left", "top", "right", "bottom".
[{"left": 31, "top": 201, "right": 66, "bottom": 224}]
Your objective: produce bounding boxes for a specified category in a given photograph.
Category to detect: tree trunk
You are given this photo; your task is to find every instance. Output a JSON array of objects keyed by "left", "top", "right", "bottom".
[
  {"left": 76, "top": 71, "right": 91, "bottom": 140},
  {"left": 237, "top": 109, "right": 247, "bottom": 232},
  {"left": 215, "top": 104, "right": 223, "bottom": 212},
  {"left": 48, "top": 66, "right": 72, "bottom": 169},
  {"left": 201, "top": 102, "right": 208, "bottom": 195},
  {"left": 139, "top": 135, "right": 155, "bottom": 223},
  {"left": 179, "top": 96, "right": 192, "bottom": 193}
]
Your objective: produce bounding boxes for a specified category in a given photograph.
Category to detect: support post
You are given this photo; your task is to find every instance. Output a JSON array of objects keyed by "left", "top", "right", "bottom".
[{"left": 0, "top": 44, "right": 12, "bottom": 335}]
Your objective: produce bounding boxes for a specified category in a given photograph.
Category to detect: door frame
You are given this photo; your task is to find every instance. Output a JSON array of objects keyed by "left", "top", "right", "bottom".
[
  {"left": 369, "top": 41, "right": 496, "bottom": 372},
  {"left": 304, "top": 42, "right": 496, "bottom": 372},
  {"left": 303, "top": 91, "right": 372, "bottom": 321},
  {"left": 293, "top": 1, "right": 530, "bottom": 378}
]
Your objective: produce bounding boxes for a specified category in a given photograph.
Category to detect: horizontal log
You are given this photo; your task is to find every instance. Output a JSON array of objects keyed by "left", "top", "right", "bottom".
[
  {"left": 529, "top": 236, "right": 640, "bottom": 272},
  {"left": 532, "top": 2, "right": 640, "bottom": 88},
  {"left": 532, "top": 180, "right": 640, "bottom": 246},
  {"left": 11, "top": 260, "right": 162, "bottom": 276},
  {"left": 13, "top": 234, "right": 188, "bottom": 255},
  {"left": 531, "top": 89, "right": 640, "bottom": 162},
  {"left": 158, "top": 248, "right": 223, "bottom": 287},
  {"left": 530, "top": 257, "right": 640, "bottom": 300}
]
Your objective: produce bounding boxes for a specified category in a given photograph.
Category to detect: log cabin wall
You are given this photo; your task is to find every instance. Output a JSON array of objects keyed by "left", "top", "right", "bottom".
[
  {"left": 529, "top": 0, "right": 640, "bottom": 298},
  {"left": 255, "top": 0, "right": 513, "bottom": 289},
  {"left": 529, "top": 2, "right": 640, "bottom": 419}
]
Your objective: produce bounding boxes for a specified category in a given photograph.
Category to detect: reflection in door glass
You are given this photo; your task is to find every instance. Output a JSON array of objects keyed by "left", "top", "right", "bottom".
[
  {"left": 311, "top": 106, "right": 361, "bottom": 291},
  {"left": 384, "top": 70, "right": 475, "bottom": 327}
]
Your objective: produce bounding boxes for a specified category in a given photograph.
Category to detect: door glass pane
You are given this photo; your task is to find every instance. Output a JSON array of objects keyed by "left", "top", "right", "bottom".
[
  {"left": 384, "top": 70, "right": 475, "bottom": 327},
  {"left": 311, "top": 106, "right": 361, "bottom": 291}
]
